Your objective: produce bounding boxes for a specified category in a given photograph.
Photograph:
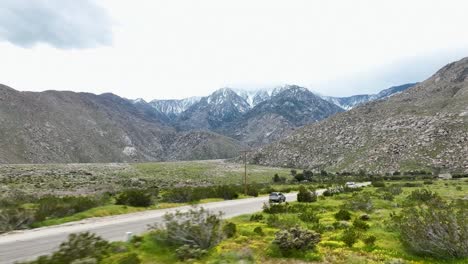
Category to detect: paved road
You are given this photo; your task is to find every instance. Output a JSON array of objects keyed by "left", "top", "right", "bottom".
[{"left": 0, "top": 182, "right": 370, "bottom": 263}]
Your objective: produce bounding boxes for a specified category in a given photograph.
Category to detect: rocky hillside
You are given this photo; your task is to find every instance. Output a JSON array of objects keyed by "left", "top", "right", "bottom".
[
  {"left": 0, "top": 85, "right": 243, "bottom": 164},
  {"left": 222, "top": 86, "right": 344, "bottom": 146},
  {"left": 249, "top": 58, "right": 468, "bottom": 173},
  {"left": 322, "top": 83, "right": 417, "bottom": 110}
]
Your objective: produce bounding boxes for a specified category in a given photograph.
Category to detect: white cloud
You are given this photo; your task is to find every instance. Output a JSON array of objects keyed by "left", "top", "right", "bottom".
[
  {"left": 0, "top": 0, "right": 112, "bottom": 48},
  {"left": 1, "top": 0, "right": 468, "bottom": 99}
]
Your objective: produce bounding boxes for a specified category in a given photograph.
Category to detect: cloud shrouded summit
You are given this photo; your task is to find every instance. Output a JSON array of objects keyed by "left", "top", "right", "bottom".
[{"left": 0, "top": 0, "right": 112, "bottom": 49}]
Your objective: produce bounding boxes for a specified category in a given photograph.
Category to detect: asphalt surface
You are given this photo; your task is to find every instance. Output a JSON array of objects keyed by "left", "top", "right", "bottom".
[{"left": 0, "top": 182, "right": 370, "bottom": 263}]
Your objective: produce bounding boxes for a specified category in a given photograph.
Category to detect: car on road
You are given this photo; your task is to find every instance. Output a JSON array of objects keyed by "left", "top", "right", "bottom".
[
  {"left": 345, "top": 182, "right": 357, "bottom": 188},
  {"left": 269, "top": 192, "right": 286, "bottom": 203}
]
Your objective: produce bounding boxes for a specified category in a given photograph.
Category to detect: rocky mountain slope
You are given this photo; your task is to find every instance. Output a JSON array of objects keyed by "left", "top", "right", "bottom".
[
  {"left": 177, "top": 88, "right": 252, "bottom": 130},
  {"left": 249, "top": 58, "right": 468, "bottom": 173},
  {"left": 322, "top": 83, "right": 417, "bottom": 110},
  {"left": 0, "top": 85, "right": 243, "bottom": 164},
  {"left": 222, "top": 86, "right": 344, "bottom": 146},
  {"left": 149, "top": 97, "right": 201, "bottom": 120}
]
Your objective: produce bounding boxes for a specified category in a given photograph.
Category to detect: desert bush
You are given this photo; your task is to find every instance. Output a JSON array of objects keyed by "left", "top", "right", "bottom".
[
  {"left": 35, "top": 196, "right": 101, "bottom": 221},
  {"left": 404, "top": 189, "right": 441, "bottom": 206},
  {"left": 334, "top": 209, "right": 352, "bottom": 221},
  {"left": 0, "top": 208, "right": 35, "bottom": 233},
  {"left": 249, "top": 213, "right": 263, "bottom": 222},
  {"left": 101, "top": 252, "right": 141, "bottom": 264},
  {"left": 263, "top": 202, "right": 289, "bottom": 214},
  {"left": 332, "top": 221, "right": 351, "bottom": 230},
  {"left": 154, "top": 207, "right": 224, "bottom": 250},
  {"left": 175, "top": 245, "right": 207, "bottom": 260},
  {"left": 161, "top": 187, "right": 202, "bottom": 203},
  {"left": 223, "top": 222, "right": 237, "bottom": 238},
  {"left": 272, "top": 174, "right": 286, "bottom": 183},
  {"left": 393, "top": 199, "right": 468, "bottom": 259},
  {"left": 266, "top": 214, "right": 280, "bottom": 227},
  {"left": 246, "top": 184, "right": 259, "bottom": 197},
  {"left": 162, "top": 185, "right": 240, "bottom": 202},
  {"left": 297, "top": 186, "right": 317, "bottom": 203},
  {"left": 298, "top": 209, "right": 319, "bottom": 223},
  {"left": 253, "top": 226, "right": 264, "bottom": 236},
  {"left": 352, "top": 218, "right": 370, "bottom": 230},
  {"left": 402, "top": 182, "right": 422, "bottom": 188},
  {"left": 341, "top": 228, "right": 360, "bottom": 247},
  {"left": 214, "top": 185, "right": 240, "bottom": 200},
  {"left": 363, "top": 235, "right": 377, "bottom": 247},
  {"left": 115, "top": 189, "right": 153, "bottom": 207},
  {"left": 25, "top": 232, "right": 111, "bottom": 264},
  {"left": 344, "top": 192, "right": 373, "bottom": 212},
  {"left": 360, "top": 214, "right": 370, "bottom": 221},
  {"left": 272, "top": 227, "right": 321, "bottom": 255},
  {"left": 372, "top": 181, "right": 386, "bottom": 188},
  {"left": 378, "top": 185, "right": 403, "bottom": 195}
]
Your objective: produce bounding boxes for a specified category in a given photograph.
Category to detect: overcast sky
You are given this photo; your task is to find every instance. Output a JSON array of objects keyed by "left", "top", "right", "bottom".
[{"left": 1, "top": 0, "right": 468, "bottom": 100}]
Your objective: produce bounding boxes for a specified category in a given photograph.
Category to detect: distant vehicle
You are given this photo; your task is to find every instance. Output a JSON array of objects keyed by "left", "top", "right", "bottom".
[
  {"left": 269, "top": 192, "right": 286, "bottom": 203},
  {"left": 345, "top": 182, "right": 357, "bottom": 188}
]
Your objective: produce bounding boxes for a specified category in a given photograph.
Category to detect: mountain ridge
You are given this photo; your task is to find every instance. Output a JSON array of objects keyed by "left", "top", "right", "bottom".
[{"left": 248, "top": 58, "right": 468, "bottom": 173}]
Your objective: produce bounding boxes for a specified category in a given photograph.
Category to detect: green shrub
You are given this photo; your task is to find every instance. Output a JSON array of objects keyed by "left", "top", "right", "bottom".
[
  {"left": 423, "top": 180, "right": 433, "bottom": 185},
  {"left": 154, "top": 207, "right": 223, "bottom": 250},
  {"left": 403, "top": 182, "right": 422, "bottom": 188},
  {"left": 393, "top": 199, "right": 468, "bottom": 259},
  {"left": 115, "top": 189, "right": 153, "bottom": 207},
  {"left": 360, "top": 214, "right": 370, "bottom": 221},
  {"left": 101, "top": 253, "right": 141, "bottom": 264},
  {"left": 372, "top": 181, "right": 386, "bottom": 187},
  {"left": 175, "top": 245, "right": 207, "bottom": 260},
  {"left": 249, "top": 213, "right": 264, "bottom": 222},
  {"left": 266, "top": 214, "right": 280, "bottom": 227},
  {"left": 246, "top": 184, "right": 259, "bottom": 197},
  {"left": 352, "top": 218, "right": 370, "bottom": 230},
  {"left": 0, "top": 208, "right": 35, "bottom": 233},
  {"left": 332, "top": 221, "right": 351, "bottom": 230},
  {"left": 215, "top": 185, "right": 240, "bottom": 200},
  {"left": 298, "top": 209, "right": 319, "bottom": 223},
  {"left": 161, "top": 185, "right": 241, "bottom": 203},
  {"left": 334, "top": 209, "right": 352, "bottom": 221},
  {"left": 297, "top": 186, "right": 317, "bottom": 203},
  {"left": 263, "top": 202, "right": 289, "bottom": 214},
  {"left": 404, "top": 189, "right": 441, "bottom": 206},
  {"left": 272, "top": 174, "right": 286, "bottom": 183},
  {"left": 363, "top": 235, "right": 377, "bottom": 247},
  {"left": 223, "top": 222, "right": 237, "bottom": 238},
  {"left": 272, "top": 227, "right": 321, "bottom": 255},
  {"left": 253, "top": 226, "right": 264, "bottom": 236},
  {"left": 345, "top": 192, "right": 373, "bottom": 212},
  {"left": 35, "top": 196, "right": 101, "bottom": 221},
  {"left": 25, "top": 232, "right": 110, "bottom": 264},
  {"left": 341, "top": 228, "right": 360, "bottom": 247}
]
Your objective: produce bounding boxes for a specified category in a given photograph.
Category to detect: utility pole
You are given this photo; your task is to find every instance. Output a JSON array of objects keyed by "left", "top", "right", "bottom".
[{"left": 240, "top": 150, "right": 251, "bottom": 196}]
